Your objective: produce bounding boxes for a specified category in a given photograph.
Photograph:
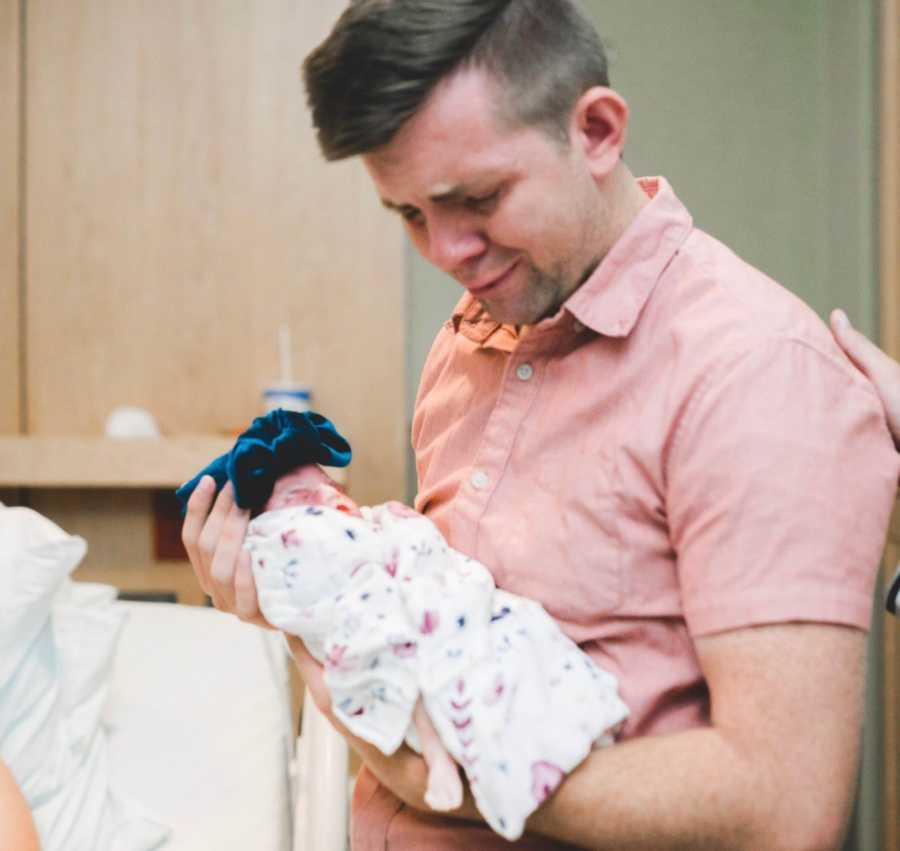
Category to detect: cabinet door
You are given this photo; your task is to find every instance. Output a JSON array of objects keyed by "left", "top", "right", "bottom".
[
  {"left": 25, "top": 0, "right": 406, "bottom": 508},
  {"left": 0, "top": 1, "right": 19, "bottom": 437}
]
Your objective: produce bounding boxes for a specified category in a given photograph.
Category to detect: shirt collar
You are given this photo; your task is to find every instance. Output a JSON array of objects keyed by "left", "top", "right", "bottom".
[
  {"left": 449, "top": 177, "right": 693, "bottom": 350},
  {"left": 449, "top": 296, "right": 520, "bottom": 353},
  {"left": 566, "top": 177, "right": 693, "bottom": 337}
]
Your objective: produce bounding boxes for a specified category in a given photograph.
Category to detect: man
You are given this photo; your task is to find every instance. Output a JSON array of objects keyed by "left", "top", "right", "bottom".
[{"left": 183, "top": 2, "right": 900, "bottom": 848}]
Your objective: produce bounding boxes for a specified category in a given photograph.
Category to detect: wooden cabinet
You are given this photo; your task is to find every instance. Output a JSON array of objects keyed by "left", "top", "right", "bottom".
[
  {"left": 0, "top": 2, "right": 405, "bottom": 585},
  {"left": 0, "top": 436, "right": 233, "bottom": 488}
]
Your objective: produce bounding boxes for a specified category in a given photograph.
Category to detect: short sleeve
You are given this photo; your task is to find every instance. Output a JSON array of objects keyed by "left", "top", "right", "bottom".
[{"left": 668, "top": 337, "right": 900, "bottom": 636}]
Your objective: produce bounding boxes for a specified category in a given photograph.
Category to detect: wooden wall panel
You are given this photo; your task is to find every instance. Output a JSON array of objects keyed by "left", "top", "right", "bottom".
[
  {"left": 0, "top": 1, "right": 19, "bottom": 435},
  {"left": 26, "top": 1, "right": 405, "bottom": 507},
  {"left": 882, "top": 0, "right": 900, "bottom": 847}
]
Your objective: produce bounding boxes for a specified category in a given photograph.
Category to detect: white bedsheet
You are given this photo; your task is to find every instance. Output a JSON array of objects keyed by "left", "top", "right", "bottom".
[{"left": 103, "top": 602, "right": 294, "bottom": 851}]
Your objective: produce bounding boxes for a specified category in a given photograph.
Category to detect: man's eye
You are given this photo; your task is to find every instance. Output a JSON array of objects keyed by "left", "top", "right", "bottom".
[
  {"left": 401, "top": 208, "right": 424, "bottom": 225},
  {"left": 465, "top": 190, "right": 500, "bottom": 212}
]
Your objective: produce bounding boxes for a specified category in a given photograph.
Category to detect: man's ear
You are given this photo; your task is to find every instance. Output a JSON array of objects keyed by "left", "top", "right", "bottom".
[{"left": 570, "top": 87, "right": 629, "bottom": 179}]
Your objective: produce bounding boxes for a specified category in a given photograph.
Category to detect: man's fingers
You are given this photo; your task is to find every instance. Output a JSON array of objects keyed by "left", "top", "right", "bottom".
[
  {"left": 182, "top": 476, "right": 217, "bottom": 593},
  {"left": 197, "top": 483, "right": 236, "bottom": 606},
  {"left": 233, "top": 549, "right": 262, "bottom": 622},
  {"left": 208, "top": 497, "right": 250, "bottom": 612},
  {"left": 285, "top": 635, "right": 332, "bottom": 714},
  {"left": 197, "top": 481, "right": 236, "bottom": 562}
]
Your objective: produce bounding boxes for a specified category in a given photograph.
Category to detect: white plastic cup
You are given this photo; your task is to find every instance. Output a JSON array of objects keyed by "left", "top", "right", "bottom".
[{"left": 263, "top": 383, "right": 312, "bottom": 414}]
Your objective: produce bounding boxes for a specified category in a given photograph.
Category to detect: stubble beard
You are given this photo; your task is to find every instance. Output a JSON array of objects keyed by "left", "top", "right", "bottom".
[{"left": 478, "top": 255, "right": 597, "bottom": 326}]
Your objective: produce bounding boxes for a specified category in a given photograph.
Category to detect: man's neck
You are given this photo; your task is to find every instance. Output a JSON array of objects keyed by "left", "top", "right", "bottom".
[{"left": 598, "top": 165, "right": 651, "bottom": 259}]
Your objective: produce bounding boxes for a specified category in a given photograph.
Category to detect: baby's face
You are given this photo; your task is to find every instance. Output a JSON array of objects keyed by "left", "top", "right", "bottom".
[{"left": 265, "top": 464, "right": 360, "bottom": 516}]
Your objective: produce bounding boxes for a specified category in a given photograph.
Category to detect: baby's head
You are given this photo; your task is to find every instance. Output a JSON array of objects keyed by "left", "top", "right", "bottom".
[{"left": 264, "top": 463, "right": 360, "bottom": 516}]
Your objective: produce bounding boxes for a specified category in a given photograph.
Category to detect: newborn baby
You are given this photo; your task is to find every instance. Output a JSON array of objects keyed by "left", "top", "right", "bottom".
[{"left": 246, "top": 464, "right": 629, "bottom": 841}]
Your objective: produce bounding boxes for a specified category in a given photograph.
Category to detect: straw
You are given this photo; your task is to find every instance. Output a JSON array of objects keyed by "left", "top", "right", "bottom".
[{"left": 278, "top": 324, "right": 293, "bottom": 385}]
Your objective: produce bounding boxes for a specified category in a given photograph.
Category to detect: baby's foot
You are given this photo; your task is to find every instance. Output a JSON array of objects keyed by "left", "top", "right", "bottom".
[{"left": 424, "top": 760, "right": 463, "bottom": 811}]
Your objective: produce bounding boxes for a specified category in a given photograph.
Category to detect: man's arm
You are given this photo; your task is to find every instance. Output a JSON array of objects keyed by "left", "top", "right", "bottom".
[
  {"left": 290, "top": 620, "right": 863, "bottom": 851},
  {"left": 524, "top": 621, "right": 863, "bottom": 851}
]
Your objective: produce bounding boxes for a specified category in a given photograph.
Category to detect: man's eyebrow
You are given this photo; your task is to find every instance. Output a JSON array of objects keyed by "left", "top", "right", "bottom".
[
  {"left": 380, "top": 198, "right": 418, "bottom": 215},
  {"left": 381, "top": 182, "right": 488, "bottom": 214},
  {"left": 427, "top": 183, "right": 468, "bottom": 203}
]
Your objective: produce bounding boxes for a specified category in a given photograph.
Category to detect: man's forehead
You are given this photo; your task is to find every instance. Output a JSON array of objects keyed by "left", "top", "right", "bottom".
[{"left": 362, "top": 68, "right": 516, "bottom": 196}]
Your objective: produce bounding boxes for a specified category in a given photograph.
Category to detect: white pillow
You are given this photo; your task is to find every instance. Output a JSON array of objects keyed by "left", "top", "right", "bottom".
[{"left": 0, "top": 505, "right": 170, "bottom": 851}]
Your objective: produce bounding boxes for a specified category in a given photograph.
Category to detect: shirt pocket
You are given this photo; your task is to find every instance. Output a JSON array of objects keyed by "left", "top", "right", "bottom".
[{"left": 487, "top": 445, "right": 625, "bottom": 625}]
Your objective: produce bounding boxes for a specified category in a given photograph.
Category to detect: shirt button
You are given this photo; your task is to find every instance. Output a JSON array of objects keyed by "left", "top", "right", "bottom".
[
  {"left": 516, "top": 363, "right": 534, "bottom": 381},
  {"left": 470, "top": 470, "right": 490, "bottom": 490}
]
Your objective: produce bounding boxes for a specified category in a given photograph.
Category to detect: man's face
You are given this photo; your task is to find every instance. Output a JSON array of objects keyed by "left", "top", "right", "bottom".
[{"left": 363, "top": 68, "right": 605, "bottom": 325}]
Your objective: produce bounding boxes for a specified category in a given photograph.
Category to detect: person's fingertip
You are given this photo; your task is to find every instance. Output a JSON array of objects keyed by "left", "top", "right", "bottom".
[
  {"left": 831, "top": 308, "right": 850, "bottom": 332},
  {"left": 187, "top": 478, "right": 211, "bottom": 508}
]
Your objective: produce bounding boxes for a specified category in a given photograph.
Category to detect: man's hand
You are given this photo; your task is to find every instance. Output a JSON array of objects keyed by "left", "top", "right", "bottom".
[
  {"left": 181, "top": 475, "right": 271, "bottom": 627},
  {"left": 831, "top": 309, "right": 900, "bottom": 448}
]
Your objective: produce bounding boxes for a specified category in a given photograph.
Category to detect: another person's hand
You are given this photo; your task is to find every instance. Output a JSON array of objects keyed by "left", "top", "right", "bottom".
[
  {"left": 181, "top": 476, "right": 272, "bottom": 627},
  {"left": 831, "top": 309, "right": 900, "bottom": 449},
  {"left": 0, "top": 760, "right": 39, "bottom": 851}
]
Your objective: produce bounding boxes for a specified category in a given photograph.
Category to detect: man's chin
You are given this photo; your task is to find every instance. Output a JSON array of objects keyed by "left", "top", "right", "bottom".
[{"left": 478, "top": 297, "right": 555, "bottom": 327}]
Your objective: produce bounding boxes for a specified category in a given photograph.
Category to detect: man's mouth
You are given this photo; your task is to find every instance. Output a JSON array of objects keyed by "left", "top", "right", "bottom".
[{"left": 466, "top": 259, "right": 520, "bottom": 296}]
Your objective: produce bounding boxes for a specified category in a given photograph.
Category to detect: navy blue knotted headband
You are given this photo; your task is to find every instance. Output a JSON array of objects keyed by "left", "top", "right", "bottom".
[{"left": 175, "top": 409, "right": 352, "bottom": 513}]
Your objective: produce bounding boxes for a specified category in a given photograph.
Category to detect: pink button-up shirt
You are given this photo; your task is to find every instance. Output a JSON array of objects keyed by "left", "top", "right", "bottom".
[{"left": 350, "top": 178, "right": 900, "bottom": 850}]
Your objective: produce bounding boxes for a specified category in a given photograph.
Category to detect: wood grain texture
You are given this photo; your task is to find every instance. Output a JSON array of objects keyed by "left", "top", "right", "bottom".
[
  {"left": 0, "top": 435, "right": 234, "bottom": 486},
  {"left": 882, "top": 4, "right": 900, "bottom": 848},
  {"left": 25, "top": 1, "right": 405, "bottom": 507},
  {"left": 0, "top": 0, "right": 20, "bottom": 434},
  {"left": 0, "top": 435, "right": 349, "bottom": 488}
]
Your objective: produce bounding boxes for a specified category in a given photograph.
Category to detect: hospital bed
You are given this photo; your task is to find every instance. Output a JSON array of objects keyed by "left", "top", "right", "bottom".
[
  {"left": 1, "top": 483, "right": 353, "bottom": 851},
  {"left": 107, "top": 600, "right": 351, "bottom": 851}
]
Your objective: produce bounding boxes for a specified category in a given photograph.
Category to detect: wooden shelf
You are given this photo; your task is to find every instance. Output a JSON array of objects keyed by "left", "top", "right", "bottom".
[
  {"left": 0, "top": 436, "right": 350, "bottom": 489},
  {"left": 0, "top": 436, "right": 235, "bottom": 488}
]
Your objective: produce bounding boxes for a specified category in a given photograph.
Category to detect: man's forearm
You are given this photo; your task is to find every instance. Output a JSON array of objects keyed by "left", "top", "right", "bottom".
[
  {"left": 524, "top": 727, "right": 801, "bottom": 850},
  {"left": 523, "top": 625, "right": 863, "bottom": 851}
]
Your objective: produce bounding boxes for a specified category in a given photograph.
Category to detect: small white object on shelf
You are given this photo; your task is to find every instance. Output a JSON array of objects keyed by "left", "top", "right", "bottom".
[{"left": 104, "top": 406, "right": 161, "bottom": 439}]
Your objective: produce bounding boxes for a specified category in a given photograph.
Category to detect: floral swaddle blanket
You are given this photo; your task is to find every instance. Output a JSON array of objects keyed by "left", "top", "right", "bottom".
[{"left": 246, "top": 501, "right": 628, "bottom": 840}]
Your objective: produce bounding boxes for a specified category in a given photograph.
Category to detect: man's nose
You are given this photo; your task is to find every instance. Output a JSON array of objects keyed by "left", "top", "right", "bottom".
[{"left": 425, "top": 216, "right": 487, "bottom": 277}]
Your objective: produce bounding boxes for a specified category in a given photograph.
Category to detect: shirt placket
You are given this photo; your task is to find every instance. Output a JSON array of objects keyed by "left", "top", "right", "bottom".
[{"left": 450, "top": 327, "right": 557, "bottom": 561}]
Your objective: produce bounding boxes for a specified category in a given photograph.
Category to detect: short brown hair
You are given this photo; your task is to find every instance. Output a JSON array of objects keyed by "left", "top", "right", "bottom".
[{"left": 303, "top": 0, "right": 610, "bottom": 161}]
